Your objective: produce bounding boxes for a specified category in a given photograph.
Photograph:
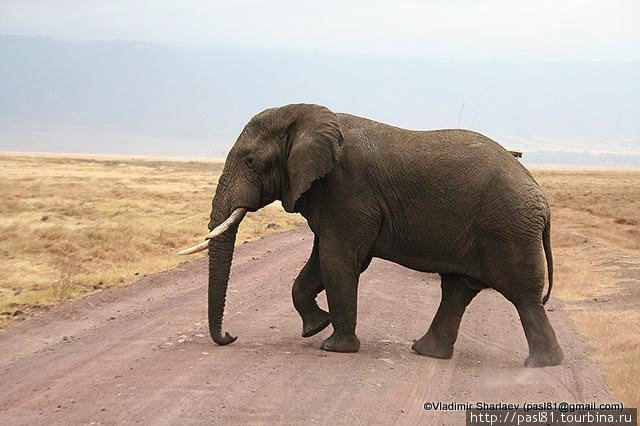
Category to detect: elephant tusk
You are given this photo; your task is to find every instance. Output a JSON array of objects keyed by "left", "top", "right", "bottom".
[
  {"left": 177, "top": 208, "right": 248, "bottom": 255},
  {"left": 205, "top": 207, "right": 247, "bottom": 240},
  {"left": 177, "top": 240, "right": 210, "bottom": 255}
]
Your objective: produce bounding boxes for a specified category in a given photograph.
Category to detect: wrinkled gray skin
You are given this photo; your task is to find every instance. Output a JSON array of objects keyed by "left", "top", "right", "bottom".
[{"left": 207, "top": 103, "right": 563, "bottom": 367}]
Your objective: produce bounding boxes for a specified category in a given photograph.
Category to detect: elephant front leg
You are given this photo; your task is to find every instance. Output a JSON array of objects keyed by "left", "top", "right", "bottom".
[
  {"left": 317, "top": 239, "right": 363, "bottom": 353},
  {"left": 292, "top": 237, "right": 330, "bottom": 337}
]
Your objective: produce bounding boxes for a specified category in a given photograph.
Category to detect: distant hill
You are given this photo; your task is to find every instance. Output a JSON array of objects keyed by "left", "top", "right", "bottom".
[
  {"left": 523, "top": 151, "right": 640, "bottom": 168},
  {"left": 1, "top": 35, "right": 638, "bottom": 164}
]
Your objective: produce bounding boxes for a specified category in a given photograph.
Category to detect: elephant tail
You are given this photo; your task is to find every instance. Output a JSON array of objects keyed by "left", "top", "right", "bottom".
[{"left": 542, "top": 219, "right": 554, "bottom": 305}]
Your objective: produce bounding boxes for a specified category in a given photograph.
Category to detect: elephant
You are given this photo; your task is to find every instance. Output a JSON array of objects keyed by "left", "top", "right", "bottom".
[{"left": 179, "top": 103, "right": 564, "bottom": 368}]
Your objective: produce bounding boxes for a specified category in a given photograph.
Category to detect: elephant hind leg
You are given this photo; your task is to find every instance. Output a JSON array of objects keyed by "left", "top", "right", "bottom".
[
  {"left": 412, "top": 274, "right": 481, "bottom": 359},
  {"left": 514, "top": 302, "right": 564, "bottom": 367},
  {"left": 491, "top": 257, "right": 564, "bottom": 367}
]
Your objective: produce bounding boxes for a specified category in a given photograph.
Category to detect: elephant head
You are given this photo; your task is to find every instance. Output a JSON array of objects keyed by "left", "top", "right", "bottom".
[{"left": 178, "top": 104, "right": 343, "bottom": 345}]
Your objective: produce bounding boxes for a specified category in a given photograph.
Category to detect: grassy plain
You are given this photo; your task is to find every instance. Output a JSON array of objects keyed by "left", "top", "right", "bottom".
[
  {"left": 532, "top": 169, "right": 640, "bottom": 408},
  {"left": 0, "top": 155, "right": 637, "bottom": 406},
  {"left": 0, "top": 155, "right": 302, "bottom": 328}
]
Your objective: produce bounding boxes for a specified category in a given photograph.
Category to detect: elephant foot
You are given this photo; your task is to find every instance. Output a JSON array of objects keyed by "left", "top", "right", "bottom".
[
  {"left": 320, "top": 332, "right": 360, "bottom": 353},
  {"left": 524, "top": 347, "right": 564, "bottom": 368},
  {"left": 301, "top": 309, "right": 331, "bottom": 338},
  {"left": 411, "top": 332, "right": 454, "bottom": 359}
]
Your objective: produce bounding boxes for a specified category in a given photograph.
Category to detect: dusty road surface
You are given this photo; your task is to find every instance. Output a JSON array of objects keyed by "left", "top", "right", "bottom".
[{"left": 0, "top": 226, "right": 615, "bottom": 425}]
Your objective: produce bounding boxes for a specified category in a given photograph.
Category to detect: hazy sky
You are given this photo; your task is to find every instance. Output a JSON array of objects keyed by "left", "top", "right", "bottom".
[{"left": 1, "top": 0, "right": 639, "bottom": 60}]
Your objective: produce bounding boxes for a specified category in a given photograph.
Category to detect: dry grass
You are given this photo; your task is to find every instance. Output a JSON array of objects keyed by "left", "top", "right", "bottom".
[
  {"left": 534, "top": 169, "right": 640, "bottom": 250},
  {"left": 533, "top": 169, "right": 640, "bottom": 407},
  {"left": 0, "top": 155, "right": 302, "bottom": 328}
]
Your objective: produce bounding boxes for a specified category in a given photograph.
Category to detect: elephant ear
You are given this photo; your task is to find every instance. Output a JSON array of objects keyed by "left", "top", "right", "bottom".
[{"left": 281, "top": 104, "right": 343, "bottom": 213}]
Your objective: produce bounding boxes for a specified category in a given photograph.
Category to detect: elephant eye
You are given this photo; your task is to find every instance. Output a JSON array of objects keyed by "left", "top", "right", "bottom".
[{"left": 245, "top": 155, "right": 257, "bottom": 169}]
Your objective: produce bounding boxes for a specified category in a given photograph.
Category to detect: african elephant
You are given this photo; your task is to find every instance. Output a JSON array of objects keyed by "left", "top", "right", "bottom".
[{"left": 179, "top": 103, "right": 564, "bottom": 368}]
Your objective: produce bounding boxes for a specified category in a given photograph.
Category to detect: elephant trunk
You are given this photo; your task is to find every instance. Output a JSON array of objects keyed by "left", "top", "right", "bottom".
[{"left": 207, "top": 207, "right": 241, "bottom": 345}]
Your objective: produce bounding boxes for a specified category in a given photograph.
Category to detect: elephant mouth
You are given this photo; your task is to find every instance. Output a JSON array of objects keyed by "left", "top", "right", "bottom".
[{"left": 177, "top": 207, "right": 248, "bottom": 255}]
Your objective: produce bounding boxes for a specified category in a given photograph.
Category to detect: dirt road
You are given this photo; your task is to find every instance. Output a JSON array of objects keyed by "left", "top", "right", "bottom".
[{"left": 0, "top": 226, "right": 615, "bottom": 425}]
